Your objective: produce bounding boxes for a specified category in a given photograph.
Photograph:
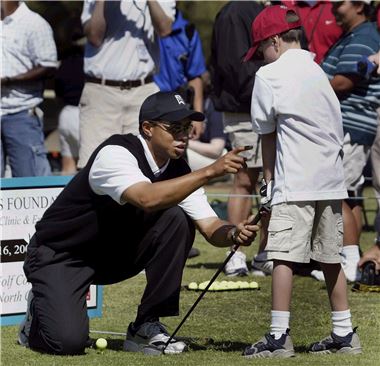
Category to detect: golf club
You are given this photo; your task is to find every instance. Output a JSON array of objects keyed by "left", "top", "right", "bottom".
[{"left": 162, "top": 208, "right": 265, "bottom": 354}]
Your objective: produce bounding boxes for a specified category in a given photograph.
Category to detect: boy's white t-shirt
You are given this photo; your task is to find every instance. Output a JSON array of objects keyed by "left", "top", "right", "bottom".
[{"left": 251, "top": 49, "right": 348, "bottom": 205}]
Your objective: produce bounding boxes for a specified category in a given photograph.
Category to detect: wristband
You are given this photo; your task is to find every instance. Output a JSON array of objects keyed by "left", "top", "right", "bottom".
[{"left": 230, "top": 226, "right": 239, "bottom": 245}]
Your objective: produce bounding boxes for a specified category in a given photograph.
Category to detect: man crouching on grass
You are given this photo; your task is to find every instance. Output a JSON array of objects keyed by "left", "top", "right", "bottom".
[{"left": 18, "top": 91, "right": 259, "bottom": 355}]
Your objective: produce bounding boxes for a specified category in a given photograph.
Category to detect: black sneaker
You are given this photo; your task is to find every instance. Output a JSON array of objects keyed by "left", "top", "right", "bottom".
[
  {"left": 309, "top": 328, "right": 362, "bottom": 354},
  {"left": 243, "top": 329, "right": 295, "bottom": 358},
  {"left": 18, "top": 290, "right": 34, "bottom": 347},
  {"left": 124, "top": 321, "right": 187, "bottom": 354}
]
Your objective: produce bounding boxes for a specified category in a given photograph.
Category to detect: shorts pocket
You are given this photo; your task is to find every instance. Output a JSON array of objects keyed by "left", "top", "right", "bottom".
[
  {"left": 336, "top": 217, "right": 344, "bottom": 249},
  {"left": 266, "top": 219, "right": 293, "bottom": 252}
]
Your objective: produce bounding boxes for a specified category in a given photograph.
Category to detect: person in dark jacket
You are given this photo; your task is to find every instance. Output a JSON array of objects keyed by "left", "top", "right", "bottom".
[{"left": 18, "top": 91, "right": 259, "bottom": 356}]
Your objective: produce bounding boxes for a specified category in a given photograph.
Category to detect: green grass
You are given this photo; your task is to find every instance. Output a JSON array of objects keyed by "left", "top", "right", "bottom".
[{"left": 2, "top": 187, "right": 380, "bottom": 366}]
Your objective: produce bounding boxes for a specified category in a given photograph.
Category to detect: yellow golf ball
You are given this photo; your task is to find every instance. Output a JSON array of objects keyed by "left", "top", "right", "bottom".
[{"left": 96, "top": 338, "right": 107, "bottom": 350}]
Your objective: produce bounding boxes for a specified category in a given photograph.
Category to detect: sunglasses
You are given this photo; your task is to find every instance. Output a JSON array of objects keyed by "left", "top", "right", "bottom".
[{"left": 149, "top": 121, "right": 193, "bottom": 135}]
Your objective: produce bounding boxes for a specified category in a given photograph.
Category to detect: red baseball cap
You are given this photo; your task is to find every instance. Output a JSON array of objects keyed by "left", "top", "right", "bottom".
[{"left": 244, "top": 5, "right": 302, "bottom": 62}]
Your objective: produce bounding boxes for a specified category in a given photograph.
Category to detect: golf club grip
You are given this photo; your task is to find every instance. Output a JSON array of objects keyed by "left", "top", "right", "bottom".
[
  {"left": 249, "top": 211, "right": 262, "bottom": 225},
  {"left": 162, "top": 210, "right": 262, "bottom": 353}
]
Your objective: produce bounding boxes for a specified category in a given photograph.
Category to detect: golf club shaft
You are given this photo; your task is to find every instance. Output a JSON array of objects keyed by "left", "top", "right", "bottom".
[
  {"left": 90, "top": 329, "right": 126, "bottom": 336},
  {"left": 163, "top": 210, "right": 263, "bottom": 352}
]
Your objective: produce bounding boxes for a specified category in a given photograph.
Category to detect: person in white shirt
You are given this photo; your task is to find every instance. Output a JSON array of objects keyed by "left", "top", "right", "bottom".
[
  {"left": 242, "top": 5, "right": 361, "bottom": 358},
  {"left": 1, "top": 1, "right": 57, "bottom": 177},
  {"left": 18, "top": 91, "right": 259, "bottom": 355},
  {"left": 78, "top": 0, "right": 176, "bottom": 168}
]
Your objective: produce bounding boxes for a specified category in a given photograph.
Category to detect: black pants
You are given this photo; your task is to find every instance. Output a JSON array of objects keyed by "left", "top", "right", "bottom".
[{"left": 24, "top": 207, "right": 195, "bottom": 355}]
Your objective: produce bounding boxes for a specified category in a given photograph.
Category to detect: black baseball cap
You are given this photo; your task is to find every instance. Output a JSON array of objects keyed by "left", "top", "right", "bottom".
[{"left": 139, "top": 91, "right": 205, "bottom": 125}]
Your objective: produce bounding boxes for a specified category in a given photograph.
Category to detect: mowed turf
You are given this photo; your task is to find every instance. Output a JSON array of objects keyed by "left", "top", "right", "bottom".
[{"left": 1, "top": 186, "right": 379, "bottom": 366}]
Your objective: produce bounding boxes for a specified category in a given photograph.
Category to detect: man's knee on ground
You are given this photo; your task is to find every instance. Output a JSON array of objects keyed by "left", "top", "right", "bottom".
[
  {"left": 30, "top": 326, "right": 88, "bottom": 355},
  {"left": 53, "top": 329, "right": 88, "bottom": 355}
]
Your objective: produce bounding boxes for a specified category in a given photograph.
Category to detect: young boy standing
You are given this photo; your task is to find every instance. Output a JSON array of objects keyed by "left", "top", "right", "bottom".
[{"left": 243, "top": 5, "right": 361, "bottom": 358}]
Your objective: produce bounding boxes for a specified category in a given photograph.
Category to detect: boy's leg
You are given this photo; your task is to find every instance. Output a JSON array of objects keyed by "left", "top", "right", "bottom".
[
  {"left": 244, "top": 260, "right": 295, "bottom": 359},
  {"left": 309, "top": 263, "right": 361, "bottom": 355},
  {"left": 270, "top": 260, "right": 293, "bottom": 339},
  {"left": 22, "top": 238, "right": 94, "bottom": 355},
  {"left": 309, "top": 201, "right": 362, "bottom": 354},
  {"left": 245, "top": 202, "right": 319, "bottom": 358},
  {"left": 272, "top": 260, "right": 293, "bottom": 312},
  {"left": 320, "top": 263, "right": 349, "bottom": 312}
]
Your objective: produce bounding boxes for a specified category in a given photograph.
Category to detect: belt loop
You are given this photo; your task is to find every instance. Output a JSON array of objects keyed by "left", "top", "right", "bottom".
[
  {"left": 101, "top": 77, "right": 106, "bottom": 86},
  {"left": 120, "top": 79, "right": 127, "bottom": 90},
  {"left": 141, "top": 77, "right": 145, "bottom": 86}
]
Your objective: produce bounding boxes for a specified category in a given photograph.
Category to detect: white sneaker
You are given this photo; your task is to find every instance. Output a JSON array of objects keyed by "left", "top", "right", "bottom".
[
  {"left": 340, "top": 256, "right": 361, "bottom": 282},
  {"left": 224, "top": 251, "right": 249, "bottom": 277},
  {"left": 311, "top": 270, "right": 325, "bottom": 282},
  {"left": 251, "top": 253, "right": 273, "bottom": 276},
  {"left": 124, "top": 321, "right": 187, "bottom": 354}
]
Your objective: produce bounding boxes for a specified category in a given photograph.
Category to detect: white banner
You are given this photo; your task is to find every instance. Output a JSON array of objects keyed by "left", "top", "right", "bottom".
[{"left": 0, "top": 177, "right": 102, "bottom": 325}]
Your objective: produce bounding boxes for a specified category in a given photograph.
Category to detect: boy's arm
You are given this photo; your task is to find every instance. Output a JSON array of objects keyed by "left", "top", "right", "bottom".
[
  {"left": 250, "top": 73, "right": 276, "bottom": 183},
  {"left": 250, "top": 74, "right": 276, "bottom": 207},
  {"left": 261, "top": 131, "right": 276, "bottom": 183}
]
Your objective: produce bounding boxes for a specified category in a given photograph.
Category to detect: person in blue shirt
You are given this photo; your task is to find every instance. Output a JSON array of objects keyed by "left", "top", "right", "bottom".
[{"left": 154, "top": 9, "right": 206, "bottom": 140}]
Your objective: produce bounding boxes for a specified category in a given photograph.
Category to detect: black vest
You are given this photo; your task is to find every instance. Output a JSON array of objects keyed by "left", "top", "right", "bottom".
[{"left": 35, "top": 134, "right": 191, "bottom": 251}]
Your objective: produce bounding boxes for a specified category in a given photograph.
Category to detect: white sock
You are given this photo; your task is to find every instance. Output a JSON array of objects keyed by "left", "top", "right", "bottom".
[
  {"left": 270, "top": 310, "right": 290, "bottom": 339},
  {"left": 341, "top": 245, "right": 360, "bottom": 260},
  {"left": 332, "top": 310, "right": 353, "bottom": 337}
]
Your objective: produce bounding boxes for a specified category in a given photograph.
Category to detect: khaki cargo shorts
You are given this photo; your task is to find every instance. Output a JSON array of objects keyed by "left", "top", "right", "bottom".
[
  {"left": 265, "top": 200, "right": 343, "bottom": 264},
  {"left": 342, "top": 132, "right": 371, "bottom": 193}
]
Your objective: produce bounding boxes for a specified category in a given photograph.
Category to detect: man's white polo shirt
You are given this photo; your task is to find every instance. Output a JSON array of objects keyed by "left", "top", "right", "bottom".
[
  {"left": 251, "top": 49, "right": 347, "bottom": 205},
  {"left": 81, "top": 0, "right": 176, "bottom": 81},
  {"left": 1, "top": 3, "right": 57, "bottom": 115},
  {"left": 89, "top": 135, "right": 217, "bottom": 221}
]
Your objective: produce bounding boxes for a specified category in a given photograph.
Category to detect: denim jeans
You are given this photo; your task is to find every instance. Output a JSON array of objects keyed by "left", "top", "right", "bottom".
[{"left": 1, "top": 109, "right": 51, "bottom": 177}]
